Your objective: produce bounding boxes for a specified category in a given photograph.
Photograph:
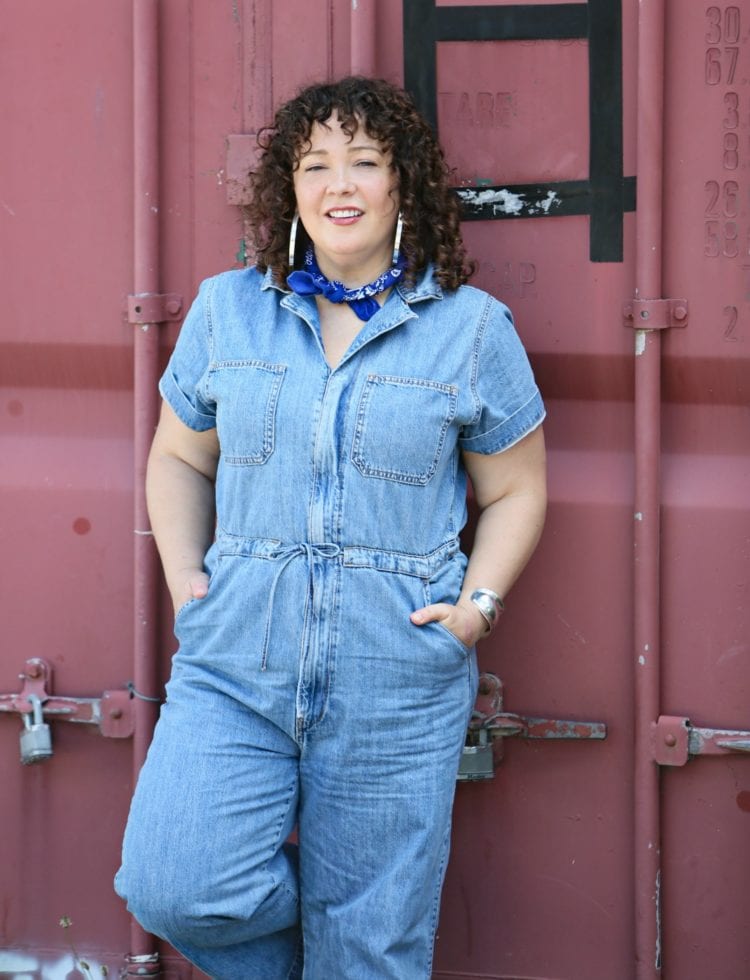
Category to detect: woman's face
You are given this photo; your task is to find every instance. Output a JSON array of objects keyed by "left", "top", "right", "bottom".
[{"left": 292, "top": 113, "right": 400, "bottom": 284}]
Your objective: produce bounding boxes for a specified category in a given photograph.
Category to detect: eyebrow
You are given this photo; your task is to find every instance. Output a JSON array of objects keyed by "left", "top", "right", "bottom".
[{"left": 301, "top": 144, "right": 385, "bottom": 157}]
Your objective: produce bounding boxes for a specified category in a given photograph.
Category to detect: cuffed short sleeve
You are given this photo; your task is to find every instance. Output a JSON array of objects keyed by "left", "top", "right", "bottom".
[
  {"left": 458, "top": 297, "right": 545, "bottom": 454},
  {"left": 159, "top": 278, "right": 216, "bottom": 431}
]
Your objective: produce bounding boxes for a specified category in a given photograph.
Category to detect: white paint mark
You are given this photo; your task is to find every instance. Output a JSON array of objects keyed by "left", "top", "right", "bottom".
[
  {"left": 529, "top": 190, "right": 561, "bottom": 215},
  {"left": 457, "top": 187, "right": 562, "bottom": 216},
  {"left": 644, "top": 643, "right": 650, "bottom": 652},
  {"left": 1, "top": 200, "right": 16, "bottom": 216},
  {"left": 353, "top": 0, "right": 358, "bottom": 7},
  {"left": 556, "top": 613, "right": 588, "bottom": 646},
  {"left": 634, "top": 511, "right": 643, "bottom": 521},
  {"left": 150, "top": 205, "right": 159, "bottom": 213},
  {"left": 635, "top": 330, "right": 647, "bottom": 356},
  {"left": 457, "top": 187, "right": 526, "bottom": 215},
  {"left": 0, "top": 950, "right": 110, "bottom": 980}
]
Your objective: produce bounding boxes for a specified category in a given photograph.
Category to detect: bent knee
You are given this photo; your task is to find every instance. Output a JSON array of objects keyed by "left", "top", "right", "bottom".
[{"left": 115, "top": 865, "right": 298, "bottom": 948}]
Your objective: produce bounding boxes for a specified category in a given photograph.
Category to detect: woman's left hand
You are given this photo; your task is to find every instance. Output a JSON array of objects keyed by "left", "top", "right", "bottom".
[{"left": 410, "top": 599, "right": 490, "bottom": 648}]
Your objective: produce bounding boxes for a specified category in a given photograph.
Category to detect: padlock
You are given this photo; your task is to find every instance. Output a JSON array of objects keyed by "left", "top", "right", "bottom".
[
  {"left": 457, "top": 727, "right": 494, "bottom": 781},
  {"left": 20, "top": 694, "right": 53, "bottom": 765}
]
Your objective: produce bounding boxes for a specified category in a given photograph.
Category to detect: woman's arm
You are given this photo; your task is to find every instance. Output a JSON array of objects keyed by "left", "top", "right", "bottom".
[
  {"left": 146, "top": 400, "right": 220, "bottom": 614},
  {"left": 410, "top": 425, "right": 547, "bottom": 646}
]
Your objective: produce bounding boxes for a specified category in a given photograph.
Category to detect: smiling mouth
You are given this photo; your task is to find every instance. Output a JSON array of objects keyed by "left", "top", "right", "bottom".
[{"left": 327, "top": 209, "right": 363, "bottom": 219}]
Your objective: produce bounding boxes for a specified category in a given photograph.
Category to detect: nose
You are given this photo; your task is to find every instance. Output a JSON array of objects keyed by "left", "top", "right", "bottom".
[{"left": 326, "top": 165, "right": 356, "bottom": 195}]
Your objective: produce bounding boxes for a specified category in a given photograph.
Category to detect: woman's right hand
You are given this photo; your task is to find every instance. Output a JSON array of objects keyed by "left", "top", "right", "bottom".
[{"left": 171, "top": 567, "right": 210, "bottom": 616}]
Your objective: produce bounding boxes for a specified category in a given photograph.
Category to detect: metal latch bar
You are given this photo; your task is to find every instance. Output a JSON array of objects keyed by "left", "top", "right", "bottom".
[
  {"left": 653, "top": 715, "right": 750, "bottom": 766},
  {"left": 458, "top": 674, "right": 607, "bottom": 780},
  {"left": 622, "top": 298, "right": 688, "bottom": 330},
  {"left": 0, "top": 658, "right": 135, "bottom": 740}
]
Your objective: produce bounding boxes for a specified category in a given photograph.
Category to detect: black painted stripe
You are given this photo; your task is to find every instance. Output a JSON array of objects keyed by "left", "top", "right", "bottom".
[
  {"left": 403, "top": 0, "right": 439, "bottom": 131},
  {"left": 587, "top": 0, "right": 625, "bottom": 261},
  {"left": 455, "top": 177, "right": 636, "bottom": 220},
  {"left": 403, "top": 0, "right": 632, "bottom": 261},
  {"left": 435, "top": 4, "right": 588, "bottom": 41}
]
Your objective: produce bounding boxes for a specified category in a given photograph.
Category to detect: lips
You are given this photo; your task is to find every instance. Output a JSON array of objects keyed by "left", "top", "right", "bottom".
[{"left": 326, "top": 208, "right": 364, "bottom": 220}]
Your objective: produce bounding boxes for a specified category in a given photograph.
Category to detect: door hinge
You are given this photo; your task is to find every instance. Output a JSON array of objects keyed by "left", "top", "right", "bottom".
[
  {"left": 457, "top": 673, "right": 607, "bottom": 781},
  {"left": 622, "top": 298, "right": 688, "bottom": 330},
  {"left": 127, "top": 292, "right": 183, "bottom": 324}
]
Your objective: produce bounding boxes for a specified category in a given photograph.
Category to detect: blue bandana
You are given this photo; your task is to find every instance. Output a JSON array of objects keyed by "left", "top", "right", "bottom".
[{"left": 286, "top": 247, "right": 406, "bottom": 322}]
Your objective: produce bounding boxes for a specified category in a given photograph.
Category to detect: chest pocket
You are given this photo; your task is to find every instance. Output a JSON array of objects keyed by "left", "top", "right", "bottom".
[
  {"left": 351, "top": 374, "right": 458, "bottom": 485},
  {"left": 207, "top": 360, "right": 286, "bottom": 465}
]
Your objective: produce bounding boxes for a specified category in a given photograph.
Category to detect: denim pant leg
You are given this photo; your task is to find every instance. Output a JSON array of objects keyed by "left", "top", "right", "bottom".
[
  {"left": 296, "top": 567, "right": 478, "bottom": 979},
  {"left": 114, "top": 674, "right": 302, "bottom": 980}
]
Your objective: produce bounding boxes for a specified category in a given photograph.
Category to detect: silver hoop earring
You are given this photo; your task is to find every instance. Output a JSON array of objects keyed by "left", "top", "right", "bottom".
[
  {"left": 288, "top": 212, "right": 300, "bottom": 269},
  {"left": 392, "top": 211, "right": 403, "bottom": 266}
]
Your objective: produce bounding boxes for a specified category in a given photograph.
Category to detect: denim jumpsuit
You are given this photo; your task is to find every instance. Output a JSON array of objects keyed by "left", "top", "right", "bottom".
[{"left": 115, "top": 265, "right": 544, "bottom": 980}]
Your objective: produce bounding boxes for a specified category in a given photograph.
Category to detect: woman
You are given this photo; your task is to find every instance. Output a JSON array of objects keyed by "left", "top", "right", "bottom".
[{"left": 115, "top": 76, "right": 546, "bottom": 979}]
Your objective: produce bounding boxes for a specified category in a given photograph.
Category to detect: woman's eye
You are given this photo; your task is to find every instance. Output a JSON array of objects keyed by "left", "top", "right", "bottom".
[
  {"left": 355, "top": 159, "right": 378, "bottom": 167},
  {"left": 304, "top": 164, "right": 326, "bottom": 172}
]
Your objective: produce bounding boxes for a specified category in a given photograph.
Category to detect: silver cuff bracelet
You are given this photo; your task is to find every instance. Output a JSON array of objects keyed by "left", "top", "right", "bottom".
[{"left": 469, "top": 588, "right": 505, "bottom": 632}]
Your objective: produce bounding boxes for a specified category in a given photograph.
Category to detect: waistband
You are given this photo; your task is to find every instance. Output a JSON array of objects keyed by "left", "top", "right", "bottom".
[{"left": 215, "top": 533, "right": 460, "bottom": 578}]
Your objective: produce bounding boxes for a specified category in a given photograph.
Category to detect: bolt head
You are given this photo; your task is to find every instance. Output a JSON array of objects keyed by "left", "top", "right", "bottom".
[{"left": 665, "top": 733, "right": 677, "bottom": 747}]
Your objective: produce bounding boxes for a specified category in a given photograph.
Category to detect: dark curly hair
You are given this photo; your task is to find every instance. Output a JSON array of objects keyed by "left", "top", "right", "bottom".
[{"left": 246, "top": 76, "right": 475, "bottom": 290}]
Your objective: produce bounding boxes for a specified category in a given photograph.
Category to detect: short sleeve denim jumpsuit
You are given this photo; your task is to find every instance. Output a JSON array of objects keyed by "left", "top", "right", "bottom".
[{"left": 115, "top": 264, "right": 545, "bottom": 980}]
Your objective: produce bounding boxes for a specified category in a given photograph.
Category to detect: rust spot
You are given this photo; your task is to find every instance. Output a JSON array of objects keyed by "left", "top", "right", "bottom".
[
  {"left": 736, "top": 791, "right": 750, "bottom": 812},
  {"left": 73, "top": 517, "right": 91, "bottom": 535}
]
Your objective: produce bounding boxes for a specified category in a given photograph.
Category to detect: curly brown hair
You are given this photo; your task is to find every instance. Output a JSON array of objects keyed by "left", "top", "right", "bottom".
[{"left": 246, "top": 76, "right": 475, "bottom": 290}]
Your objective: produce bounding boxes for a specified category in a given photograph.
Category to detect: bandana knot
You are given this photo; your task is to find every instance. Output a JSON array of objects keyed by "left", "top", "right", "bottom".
[{"left": 286, "top": 247, "right": 406, "bottom": 322}]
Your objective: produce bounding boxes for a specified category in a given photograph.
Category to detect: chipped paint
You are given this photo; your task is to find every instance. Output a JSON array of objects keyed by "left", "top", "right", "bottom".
[
  {"left": 457, "top": 186, "right": 563, "bottom": 217},
  {"left": 458, "top": 187, "right": 526, "bottom": 215},
  {"left": 635, "top": 329, "right": 647, "bottom": 356},
  {"left": 638, "top": 655, "right": 646, "bottom": 665},
  {"left": 534, "top": 190, "right": 561, "bottom": 214},
  {"left": 655, "top": 868, "right": 662, "bottom": 970},
  {"left": 634, "top": 511, "right": 643, "bottom": 521}
]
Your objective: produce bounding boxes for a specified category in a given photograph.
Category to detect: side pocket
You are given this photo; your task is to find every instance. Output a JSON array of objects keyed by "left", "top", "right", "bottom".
[
  {"left": 421, "top": 568, "right": 473, "bottom": 657},
  {"left": 173, "top": 556, "right": 220, "bottom": 627}
]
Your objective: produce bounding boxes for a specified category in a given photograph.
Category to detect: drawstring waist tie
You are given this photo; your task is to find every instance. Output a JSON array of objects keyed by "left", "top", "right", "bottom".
[{"left": 214, "top": 534, "right": 461, "bottom": 670}]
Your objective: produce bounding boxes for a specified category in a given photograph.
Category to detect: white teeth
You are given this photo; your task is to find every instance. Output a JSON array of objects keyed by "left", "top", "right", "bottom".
[{"left": 328, "top": 209, "right": 362, "bottom": 218}]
